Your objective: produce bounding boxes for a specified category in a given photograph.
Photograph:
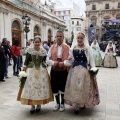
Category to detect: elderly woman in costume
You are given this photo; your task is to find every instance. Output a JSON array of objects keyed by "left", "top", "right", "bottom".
[
  {"left": 103, "top": 41, "right": 118, "bottom": 68},
  {"left": 17, "top": 36, "right": 53, "bottom": 114},
  {"left": 91, "top": 40, "right": 102, "bottom": 67},
  {"left": 64, "top": 32, "right": 100, "bottom": 114}
]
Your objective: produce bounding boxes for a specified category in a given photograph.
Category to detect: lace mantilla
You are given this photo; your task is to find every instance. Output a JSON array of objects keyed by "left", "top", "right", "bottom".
[{"left": 26, "top": 48, "right": 46, "bottom": 56}]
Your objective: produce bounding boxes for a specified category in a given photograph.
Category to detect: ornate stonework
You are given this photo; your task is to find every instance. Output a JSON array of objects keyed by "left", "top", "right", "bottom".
[
  {"left": 85, "top": 0, "right": 120, "bottom": 41},
  {"left": 0, "top": 0, "right": 66, "bottom": 47}
]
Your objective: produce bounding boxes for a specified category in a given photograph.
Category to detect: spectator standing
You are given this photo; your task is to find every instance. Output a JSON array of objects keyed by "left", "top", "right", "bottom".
[
  {"left": 11, "top": 40, "right": 21, "bottom": 76},
  {"left": 2, "top": 38, "right": 11, "bottom": 78},
  {"left": 0, "top": 41, "right": 6, "bottom": 82},
  {"left": 43, "top": 41, "right": 50, "bottom": 53},
  {"left": 7, "top": 40, "right": 12, "bottom": 65}
]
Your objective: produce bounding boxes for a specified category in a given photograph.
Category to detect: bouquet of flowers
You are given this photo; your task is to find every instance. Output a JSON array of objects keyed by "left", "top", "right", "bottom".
[
  {"left": 89, "top": 67, "right": 99, "bottom": 89},
  {"left": 17, "top": 71, "right": 27, "bottom": 101},
  {"left": 89, "top": 67, "right": 99, "bottom": 75},
  {"left": 113, "top": 53, "right": 117, "bottom": 57},
  {"left": 18, "top": 71, "right": 27, "bottom": 88}
]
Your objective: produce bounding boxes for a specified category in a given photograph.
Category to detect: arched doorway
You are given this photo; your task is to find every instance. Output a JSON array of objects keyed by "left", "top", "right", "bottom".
[
  {"left": 12, "top": 20, "right": 21, "bottom": 46},
  {"left": 48, "top": 29, "right": 52, "bottom": 46},
  {"left": 34, "top": 26, "right": 40, "bottom": 36}
]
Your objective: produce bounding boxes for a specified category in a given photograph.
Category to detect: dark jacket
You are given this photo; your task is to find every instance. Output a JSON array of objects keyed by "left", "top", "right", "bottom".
[
  {"left": 2, "top": 44, "right": 11, "bottom": 59},
  {"left": 0, "top": 46, "right": 5, "bottom": 73}
]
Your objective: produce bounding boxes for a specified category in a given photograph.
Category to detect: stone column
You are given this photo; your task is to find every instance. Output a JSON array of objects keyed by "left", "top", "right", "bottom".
[{"left": 0, "top": 12, "right": 4, "bottom": 41}]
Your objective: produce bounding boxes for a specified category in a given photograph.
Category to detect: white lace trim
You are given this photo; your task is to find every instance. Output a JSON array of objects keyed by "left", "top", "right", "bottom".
[{"left": 26, "top": 48, "right": 47, "bottom": 56}]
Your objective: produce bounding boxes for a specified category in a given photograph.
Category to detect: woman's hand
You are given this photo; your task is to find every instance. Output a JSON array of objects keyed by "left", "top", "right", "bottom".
[
  {"left": 53, "top": 61, "right": 59, "bottom": 67},
  {"left": 67, "top": 56, "right": 72, "bottom": 61}
]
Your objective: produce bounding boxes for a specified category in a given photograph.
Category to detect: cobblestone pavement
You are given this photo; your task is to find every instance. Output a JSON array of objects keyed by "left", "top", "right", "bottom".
[{"left": 0, "top": 52, "right": 120, "bottom": 120}]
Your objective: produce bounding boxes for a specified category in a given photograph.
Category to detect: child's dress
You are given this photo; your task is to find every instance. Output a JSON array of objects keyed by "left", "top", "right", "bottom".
[{"left": 17, "top": 48, "right": 53, "bottom": 105}]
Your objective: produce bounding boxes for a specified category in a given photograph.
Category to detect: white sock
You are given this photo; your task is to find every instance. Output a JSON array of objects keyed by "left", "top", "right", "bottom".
[
  {"left": 36, "top": 105, "right": 41, "bottom": 109},
  {"left": 31, "top": 105, "right": 35, "bottom": 110}
]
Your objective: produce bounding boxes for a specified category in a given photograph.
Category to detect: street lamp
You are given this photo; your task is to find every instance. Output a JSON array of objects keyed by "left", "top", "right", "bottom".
[
  {"left": 71, "top": 31, "right": 74, "bottom": 43},
  {"left": 22, "top": 14, "right": 31, "bottom": 46}
]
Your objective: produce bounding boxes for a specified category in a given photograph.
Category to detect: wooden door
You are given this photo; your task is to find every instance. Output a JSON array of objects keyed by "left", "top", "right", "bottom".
[
  {"left": 34, "top": 33, "right": 40, "bottom": 37},
  {"left": 12, "top": 30, "right": 21, "bottom": 47}
]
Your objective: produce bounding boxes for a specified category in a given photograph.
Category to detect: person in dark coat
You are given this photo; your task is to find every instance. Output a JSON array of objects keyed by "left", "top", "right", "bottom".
[
  {"left": 2, "top": 38, "right": 11, "bottom": 78},
  {"left": 7, "top": 40, "right": 12, "bottom": 65},
  {"left": 0, "top": 41, "right": 5, "bottom": 82}
]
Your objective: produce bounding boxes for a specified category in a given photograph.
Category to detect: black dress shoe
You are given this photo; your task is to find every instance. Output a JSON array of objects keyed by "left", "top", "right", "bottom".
[
  {"left": 74, "top": 109, "right": 79, "bottom": 115},
  {"left": 81, "top": 106, "right": 86, "bottom": 110},
  {"left": 36, "top": 108, "right": 40, "bottom": 113},
  {"left": 0, "top": 79, "right": 5, "bottom": 82},
  {"left": 13, "top": 73, "right": 17, "bottom": 76},
  {"left": 30, "top": 109, "right": 35, "bottom": 114}
]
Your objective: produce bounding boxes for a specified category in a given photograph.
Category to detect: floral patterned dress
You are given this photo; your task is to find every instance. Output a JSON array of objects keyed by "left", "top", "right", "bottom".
[
  {"left": 64, "top": 46, "right": 100, "bottom": 107},
  {"left": 103, "top": 47, "right": 118, "bottom": 68},
  {"left": 17, "top": 48, "right": 53, "bottom": 105}
]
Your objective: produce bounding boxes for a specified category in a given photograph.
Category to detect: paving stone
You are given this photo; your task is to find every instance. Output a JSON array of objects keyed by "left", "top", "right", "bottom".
[{"left": 0, "top": 52, "right": 120, "bottom": 120}]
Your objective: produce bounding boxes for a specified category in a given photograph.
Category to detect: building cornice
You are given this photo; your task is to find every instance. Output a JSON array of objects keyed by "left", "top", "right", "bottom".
[
  {"left": 86, "top": 9, "right": 120, "bottom": 13},
  {"left": 1, "top": 0, "right": 65, "bottom": 27}
]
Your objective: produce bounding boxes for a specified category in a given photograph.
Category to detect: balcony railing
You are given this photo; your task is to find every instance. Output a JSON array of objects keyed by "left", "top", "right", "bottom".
[{"left": 7, "top": 0, "right": 40, "bottom": 15}]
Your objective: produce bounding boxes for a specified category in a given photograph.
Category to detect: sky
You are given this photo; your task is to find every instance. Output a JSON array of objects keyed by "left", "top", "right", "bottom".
[{"left": 41, "top": 0, "right": 86, "bottom": 16}]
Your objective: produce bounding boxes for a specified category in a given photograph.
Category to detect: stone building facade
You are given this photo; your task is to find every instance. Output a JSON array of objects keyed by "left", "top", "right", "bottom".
[
  {"left": 85, "top": 0, "right": 120, "bottom": 42},
  {"left": 0, "top": 0, "right": 65, "bottom": 47},
  {"left": 54, "top": 0, "right": 80, "bottom": 39},
  {"left": 71, "top": 17, "right": 85, "bottom": 38}
]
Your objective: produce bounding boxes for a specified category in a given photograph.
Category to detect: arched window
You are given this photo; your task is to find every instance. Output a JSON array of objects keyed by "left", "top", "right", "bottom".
[
  {"left": 34, "top": 26, "right": 40, "bottom": 36},
  {"left": 12, "top": 20, "right": 21, "bottom": 46},
  {"left": 12, "top": 20, "right": 20, "bottom": 30}
]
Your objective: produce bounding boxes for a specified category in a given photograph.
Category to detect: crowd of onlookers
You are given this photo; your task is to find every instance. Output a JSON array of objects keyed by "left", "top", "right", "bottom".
[
  {"left": 0, "top": 38, "right": 56, "bottom": 82},
  {"left": 1, "top": 37, "right": 120, "bottom": 82},
  {"left": 0, "top": 38, "right": 23, "bottom": 82}
]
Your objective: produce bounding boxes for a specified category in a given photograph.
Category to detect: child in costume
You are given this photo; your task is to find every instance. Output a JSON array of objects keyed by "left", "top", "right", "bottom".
[{"left": 17, "top": 36, "right": 53, "bottom": 114}]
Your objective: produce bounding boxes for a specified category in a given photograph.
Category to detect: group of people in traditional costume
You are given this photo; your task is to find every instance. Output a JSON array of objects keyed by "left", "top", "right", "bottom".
[
  {"left": 17, "top": 30, "right": 100, "bottom": 115},
  {"left": 91, "top": 40, "right": 118, "bottom": 68}
]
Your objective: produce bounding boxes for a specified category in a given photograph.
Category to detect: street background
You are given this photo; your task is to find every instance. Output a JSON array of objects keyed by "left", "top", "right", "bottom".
[{"left": 0, "top": 52, "right": 120, "bottom": 120}]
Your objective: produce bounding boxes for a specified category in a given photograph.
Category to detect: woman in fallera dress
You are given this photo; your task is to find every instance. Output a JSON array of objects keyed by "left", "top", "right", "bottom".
[
  {"left": 91, "top": 40, "right": 102, "bottom": 67},
  {"left": 17, "top": 36, "right": 53, "bottom": 114},
  {"left": 103, "top": 41, "right": 118, "bottom": 68},
  {"left": 64, "top": 32, "right": 100, "bottom": 114}
]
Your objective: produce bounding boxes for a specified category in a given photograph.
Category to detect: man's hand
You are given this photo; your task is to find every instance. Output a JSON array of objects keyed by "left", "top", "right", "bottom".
[
  {"left": 59, "top": 62, "right": 64, "bottom": 67},
  {"left": 53, "top": 61, "right": 59, "bottom": 67}
]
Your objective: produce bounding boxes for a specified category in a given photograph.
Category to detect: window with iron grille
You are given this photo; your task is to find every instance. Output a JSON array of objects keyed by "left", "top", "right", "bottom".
[
  {"left": 105, "top": 4, "right": 109, "bottom": 9},
  {"left": 92, "top": 5, "right": 96, "bottom": 10},
  {"left": 77, "top": 21, "right": 79, "bottom": 26},
  {"left": 118, "top": 3, "right": 120, "bottom": 8},
  {"left": 91, "top": 19, "right": 96, "bottom": 26}
]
